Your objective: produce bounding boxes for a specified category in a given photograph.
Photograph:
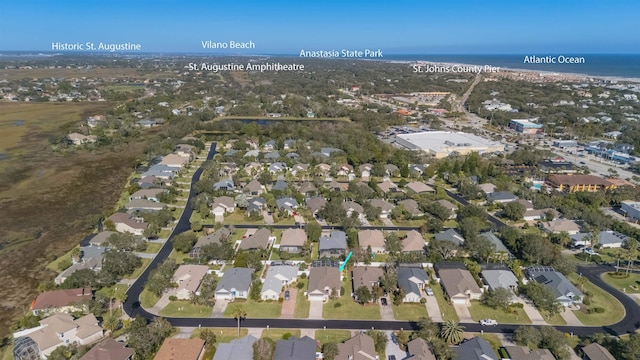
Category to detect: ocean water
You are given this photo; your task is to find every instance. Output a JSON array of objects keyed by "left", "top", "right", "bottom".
[{"left": 386, "top": 54, "right": 640, "bottom": 79}]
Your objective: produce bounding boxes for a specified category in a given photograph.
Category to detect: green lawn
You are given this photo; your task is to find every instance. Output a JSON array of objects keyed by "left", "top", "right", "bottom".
[
  {"left": 223, "top": 299, "right": 282, "bottom": 318},
  {"left": 158, "top": 229, "right": 172, "bottom": 238},
  {"left": 274, "top": 216, "right": 295, "bottom": 225},
  {"left": 224, "top": 212, "right": 264, "bottom": 225},
  {"left": 393, "top": 303, "right": 428, "bottom": 320},
  {"left": 124, "top": 258, "right": 151, "bottom": 280},
  {"left": 46, "top": 246, "right": 77, "bottom": 272},
  {"left": 262, "top": 329, "right": 301, "bottom": 342},
  {"left": 144, "top": 242, "right": 163, "bottom": 253},
  {"left": 169, "top": 249, "right": 190, "bottom": 265},
  {"left": 468, "top": 301, "right": 531, "bottom": 324},
  {"left": 323, "top": 278, "right": 381, "bottom": 320},
  {"left": 601, "top": 272, "right": 640, "bottom": 293},
  {"left": 432, "top": 283, "right": 459, "bottom": 322},
  {"left": 540, "top": 310, "right": 566, "bottom": 325},
  {"left": 191, "top": 328, "right": 248, "bottom": 343},
  {"left": 315, "top": 330, "right": 352, "bottom": 345},
  {"left": 568, "top": 273, "right": 625, "bottom": 326},
  {"left": 294, "top": 284, "right": 310, "bottom": 318},
  {"left": 159, "top": 301, "right": 212, "bottom": 317},
  {"left": 140, "top": 287, "right": 159, "bottom": 308}
]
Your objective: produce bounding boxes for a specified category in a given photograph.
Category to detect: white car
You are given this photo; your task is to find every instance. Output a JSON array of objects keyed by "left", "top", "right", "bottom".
[{"left": 480, "top": 319, "right": 498, "bottom": 326}]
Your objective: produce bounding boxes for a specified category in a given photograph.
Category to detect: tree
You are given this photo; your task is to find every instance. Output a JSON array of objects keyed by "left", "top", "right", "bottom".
[
  {"left": 323, "top": 342, "right": 339, "bottom": 360},
  {"left": 416, "top": 316, "right": 438, "bottom": 341},
  {"left": 101, "top": 251, "right": 142, "bottom": 278},
  {"left": 253, "top": 338, "right": 276, "bottom": 360},
  {"left": 429, "top": 337, "right": 454, "bottom": 360},
  {"left": 439, "top": 320, "right": 465, "bottom": 344},
  {"left": 513, "top": 326, "right": 542, "bottom": 348},
  {"left": 305, "top": 221, "right": 322, "bottom": 242},
  {"left": 70, "top": 247, "right": 81, "bottom": 263},
  {"left": 503, "top": 202, "right": 526, "bottom": 221},
  {"left": 231, "top": 305, "right": 247, "bottom": 336},
  {"left": 127, "top": 317, "right": 174, "bottom": 360},
  {"left": 355, "top": 286, "right": 372, "bottom": 304},
  {"left": 199, "top": 329, "right": 217, "bottom": 349},
  {"left": 365, "top": 329, "right": 388, "bottom": 354},
  {"left": 106, "top": 232, "right": 146, "bottom": 251},
  {"left": 102, "top": 314, "right": 120, "bottom": 332},
  {"left": 481, "top": 287, "right": 513, "bottom": 311},
  {"left": 396, "top": 329, "right": 410, "bottom": 350},
  {"left": 520, "top": 281, "right": 562, "bottom": 314},
  {"left": 625, "top": 238, "right": 638, "bottom": 274},
  {"left": 249, "top": 280, "right": 262, "bottom": 301},
  {"left": 385, "top": 233, "right": 402, "bottom": 255},
  {"left": 171, "top": 231, "right": 198, "bottom": 253},
  {"left": 427, "top": 239, "right": 458, "bottom": 261}
]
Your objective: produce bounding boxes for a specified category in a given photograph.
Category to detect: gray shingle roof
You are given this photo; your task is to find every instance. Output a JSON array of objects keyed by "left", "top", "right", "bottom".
[
  {"left": 319, "top": 231, "right": 347, "bottom": 251},
  {"left": 216, "top": 268, "right": 253, "bottom": 294}
]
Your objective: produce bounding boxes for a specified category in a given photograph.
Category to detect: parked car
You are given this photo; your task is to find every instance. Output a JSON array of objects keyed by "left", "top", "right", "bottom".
[
  {"left": 381, "top": 297, "right": 388, "bottom": 306},
  {"left": 425, "top": 287, "right": 434, "bottom": 296},
  {"left": 388, "top": 356, "right": 396, "bottom": 360},
  {"left": 480, "top": 319, "right": 498, "bottom": 326},
  {"left": 284, "top": 290, "right": 290, "bottom": 301}
]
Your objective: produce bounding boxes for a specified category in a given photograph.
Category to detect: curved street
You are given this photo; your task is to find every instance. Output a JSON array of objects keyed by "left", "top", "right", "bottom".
[{"left": 123, "top": 143, "right": 640, "bottom": 337}]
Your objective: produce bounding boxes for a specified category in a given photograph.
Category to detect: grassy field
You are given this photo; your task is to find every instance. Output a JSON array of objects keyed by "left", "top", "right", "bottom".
[
  {"left": 0, "top": 102, "right": 147, "bottom": 340},
  {"left": 392, "top": 303, "right": 429, "bottom": 320},
  {"left": 144, "top": 242, "right": 163, "bottom": 253},
  {"left": 223, "top": 299, "right": 282, "bottom": 318},
  {"left": 191, "top": 327, "right": 248, "bottom": 344},
  {"left": 468, "top": 301, "right": 531, "bottom": 324},
  {"left": 432, "top": 283, "right": 459, "bottom": 322},
  {"left": 323, "top": 279, "right": 381, "bottom": 320},
  {"left": 262, "top": 329, "right": 301, "bottom": 342},
  {"left": 294, "top": 282, "right": 310, "bottom": 318},
  {"left": 601, "top": 272, "right": 640, "bottom": 293},
  {"left": 140, "top": 288, "right": 159, "bottom": 308},
  {"left": 568, "top": 273, "right": 625, "bottom": 326},
  {"left": 159, "top": 301, "right": 213, "bottom": 317},
  {"left": 315, "top": 330, "right": 352, "bottom": 345},
  {"left": 540, "top": 310, "right": 567, "bottom": 325},
  {"left": 169, "top": 249, "right": 190, "bottom": 265}
]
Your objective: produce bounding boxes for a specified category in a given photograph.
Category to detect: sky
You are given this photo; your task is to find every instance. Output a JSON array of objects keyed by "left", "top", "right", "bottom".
[{"left": 0, "top": 0, "right": 639, "bottom": 54}]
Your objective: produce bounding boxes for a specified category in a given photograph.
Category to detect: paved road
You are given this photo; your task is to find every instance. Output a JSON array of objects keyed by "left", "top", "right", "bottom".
[{"left": 123, "top": 144, "right": 640, "bottom": 336}]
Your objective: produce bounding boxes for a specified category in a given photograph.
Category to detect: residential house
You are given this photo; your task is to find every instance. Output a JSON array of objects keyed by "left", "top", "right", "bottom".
[
  {"left": 213, "top": 335, "right": 258, "bottom": 360},
  {"left": 215, "top": 268, "right": 253, "bottom": 300},
  {"left": 80, "top": 338, "right": 134, "bottom": 360},
  {"left": 247, "top": 197, "right": 267, "bottom": 216},
  {"left": 125, "top": 199, "right": 166, "bottom": 212},
  {"left": 129, "top": 189, "right": 166, "bottom": 202},
  {"left": 14, "top": 313, "right": 103, "bottom": 359},
  {"left": 581, "top": 343, "right": 616, "bottom": 360},
  {"left": 265, "top": 151, "right": 281, "bottom": 161},
  {"left": 503, "top": 346, "right": 555, "bottom": 360},
  {"left": 434, "top": 199, "right": 457, "bottom": 219},
  {"left": 276, "top": 197, "right": 299, "bottom": 215},
  {"left": 307, "top": 266, "right": 341, "bottom": 301},
  {"left": 316, "top": 163, "right": 332, "bottom": 176},
  {"left": 358, "top": 229, "right": 386, "bottom": 253},
  {"left": 174, "top": 144, "right": 195, "bottom": 158},
  {"left": 478, "top": 183, "right": 497, "bottom": 194},
  {"left": 283, "top": 140, "right": 296, "bottom": 150},
  {"left": 31, "top": 288, "right": 92, "bottom": 316},
  {"left": 435, "top": 228, "right": 465, "bottom": 246},
  {"left": 406, "top": 337, "right": 436, "bottom": 360},
  {"left": 398, "top": 199, "right": 423, "bottom": 217},
  {"left": 369, "top": 199, "right": 394, "bottom": 218},
  {"left": 328, "top": 181, "right": 348, "bottom": 192},
  {"left": 546, "top": 174, "right": 618, "bottom": 193},
  {"left": 401, "top": 230, "right": 426, "bottom": 254},
  {"left": 142, "top": 164, "right": 178, "bottom": 180},
  {"left": 137, "top": 119, "right": 158, "bottom": 127},
  {"left": 359, "top": 163, "right": 372, "bottom": 180},
  {"left": 211, "top": 196, "right": 236, "bottom": 218},
  {"left": 397, "top": 266, "right": 429, "bottom": 303},
  {"left": 213, "top": 179, "right": 235, "bottom": 191},
  {"left": 268, "top": 162, "right": 287, "bottom": 173},
  {"left": 242, "top": 180, "right": 264, "bottom": 196},
  {"left": 454, "top": 337, "right": 499, "bottom": 360},
  {"left": 526, "top": 267, "right": 583, "bottom": 306},
  {"left": 384, "top": 164, "right": 399, "bottom": 176},
  {"left": 280, "top": 229, "right": 307, "bottom": 254},
  {"left": 437, "top": 265, "right": 483, "bottom": 304},
  {"left": 487, "top": 191, "right": 518, "bottom": 204},
  {"left": 306, "top": 197, "right": 326, "bottom": 215},
  {"left": 108, "top": 213, "right": 148, "bottom": 235},
  {"left": 243, "top": 149, "right": 260, "bottom": 158},
  {"left": 481, "top": 269, "right": 518, "bottom": 302},
  {"left": 261, "top": 265, "right": 298, "bottom": 300},
  {"left": 406, "top": 182, "right": 435, "bottom": 194},
  {"left": 377, "top": 179, "right": 398, "bottom": 194},
  {"left": 514, "top": 199, "right": 535, "bottom": 211},
  {"left": 189, "top": 228, "right": 231, "bottom": 258},
  {"left": 172, "top": 265, "right": 209, "bottom": 300},
  {"left": 273, "top": 336, "right": 317, "bottom": 360},
  {"left": 224, "top": 149, "right": 239, "bottom": 157},
  {"left": 239, "top": 228, "right": 272, "bottom": 251},
  {"left": 55, "top": 246, "right": 105, "bottom": 285},
  {"left": 342, "top": 201, "right": 364, "bottom": 218},
  {"left": 480, "top": 232, "right": 515, "bottom": 260},
  {"left": 291, "top": 163, "right": 309, "bottom": 176},
  {"left": 154, "top": 338, "right": 205, "bottom": 360},
  {"left": 524, "top": 208, "right": 558, "bottom": 221},
  {"left": 272, "top": 179, "right": 289, "bottom": 191},
  {"left": 159, "top": 154, "right": 189, "bottom": 168},
  {"left": 89, "top": 231, "right": 117, "bottom": 246},
  {"left": 263, "top": 140, "right": 277, "bottom": 151},
  {"left": 298, "top": 181, "right": 317, "bottom": 195},
  {"left": 138, "top": 175, "right": 159, "bottom": 189},
  {"left": 336, "top": 333, "right": 377, "bottom": 360},
  {"left": 319, "top": 231, "right": 348, "bottom": 258},
  {"left": 67, "top": 133, "right": 97, "bottom": 145},
  {"left": 571, "top": 230, "right": 629, "bottom": 248},
  {"left": 244, "top": 162, "right": 263, "bottom": 174},
  {"left": 352, "top": 267, "right": 383, "bottom": 294},
  {"left": 336, "top": 164, "right": 354, "bottom": 176},
  {"left": 539, "top": 219, "right": 581, "bottom": 235}
]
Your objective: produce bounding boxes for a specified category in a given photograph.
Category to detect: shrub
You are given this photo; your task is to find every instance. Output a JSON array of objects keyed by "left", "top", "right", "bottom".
[
  {"left": 300, "top": 272, "right": 307, "bottom": 279},
  {"left": 420, "top": 298, "right": 427, "bottom": 304},
  {"left": 168, "top": 295, "right": 177, "bottom": 301},
  {"left": 334, "top": 302, "right": 342, "bottom": 308},
  {"left": 278, "top": 297, "right": 284, "bottom": 303},
  {"left": 282, "top": 332, "right": 292, "bottom": 340},
  {"left": 296, "top": 282, "right": 305, "bottom": 289},
  {"left": 590, "top": 307, "right": 605, "bottom": 313},
  {"left": 340, "top": 286, "right": 345, "bottom": 295},
  {"left": 608, "top": 272, "right": 630, "bottom": 279},
  {"left": 510, "top": 302, "right": 524, "bottom": 309},
  {"left": 582, "top": 297, "right": 591, "bottom": 305}
]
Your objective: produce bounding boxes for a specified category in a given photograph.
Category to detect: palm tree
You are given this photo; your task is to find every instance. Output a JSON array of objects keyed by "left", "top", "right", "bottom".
[
  {"left": 231, "top": 305, "right": 247, "bottom": 336},
  {"left": 440, "top": 319, "right": 465, "bottom": 345},
  {"left": 102, "top": 314, "right": 119, "bottom": 333},
  {"left": 70, "top": 247, "right": 81, "bottom": 263}
]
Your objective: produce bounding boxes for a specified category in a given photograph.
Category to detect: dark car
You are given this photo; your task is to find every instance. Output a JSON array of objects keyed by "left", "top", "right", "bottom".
[
  {"left": 284, "top": 290, "right": 290, "bottom": 301},
  {"left": 389, "top": 356, "right": 396, "bottom": 360},
  {"left": 381, "top": 297, "right": 388, "bottom": 306}
]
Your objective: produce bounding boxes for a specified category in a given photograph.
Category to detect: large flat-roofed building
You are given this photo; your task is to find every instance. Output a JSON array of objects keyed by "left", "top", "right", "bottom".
[
  {"left": 509, "top": 119, "right": 544, "bottom": 134},
  {"left": 395, "top": 131, "right": 504, "bottom": 158},
  {"left": 622, "top": 200, "right": 640, "bottom": 221}
]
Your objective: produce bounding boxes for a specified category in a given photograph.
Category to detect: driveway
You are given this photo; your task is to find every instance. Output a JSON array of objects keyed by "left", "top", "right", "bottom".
[
  {"left": 210, "top": 299, "right": 229, "bottom": 318},
  {"left": 424, "top": 295, "right": 443, "bottom": 322},
  {"left": 379, "top": 297, "right": 394, "bottom": 320},
  {"left": 381, "top": 218, "right": 395, "bottom": 227},
  {"left": 385, "top": 330, "right": 408, "bottom": 360},
  {"left": 561, "top": 306, "right": 583, "bottom": 326},
  {"left": 515, "top": 297, "right": 547, "bottom": 325},
  {"left": 309, "top": 300, "right": 323, "bottom": 319},
  {"left": 280, "top": 289, "right": 297, "bottom": 319},
  {"left": 293, "top": 214, "right": 306, "bottom": 225},
  {"left": 453, "top": 303, "right": 473, "bottom": 322},
  {"left": 263, "top": 210, "right": 274, "bottom": 225}
]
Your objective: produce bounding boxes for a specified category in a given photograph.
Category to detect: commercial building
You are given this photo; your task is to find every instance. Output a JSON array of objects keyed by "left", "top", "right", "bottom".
[
  {"left": 546, "top": 174, "right": 617, "bottom": 193},
  {"left": 509, "top": 119, "right": 544, "bottom": 134},
  {"left": 395, "top": 131, "right": 504, "bottom": 158}
]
